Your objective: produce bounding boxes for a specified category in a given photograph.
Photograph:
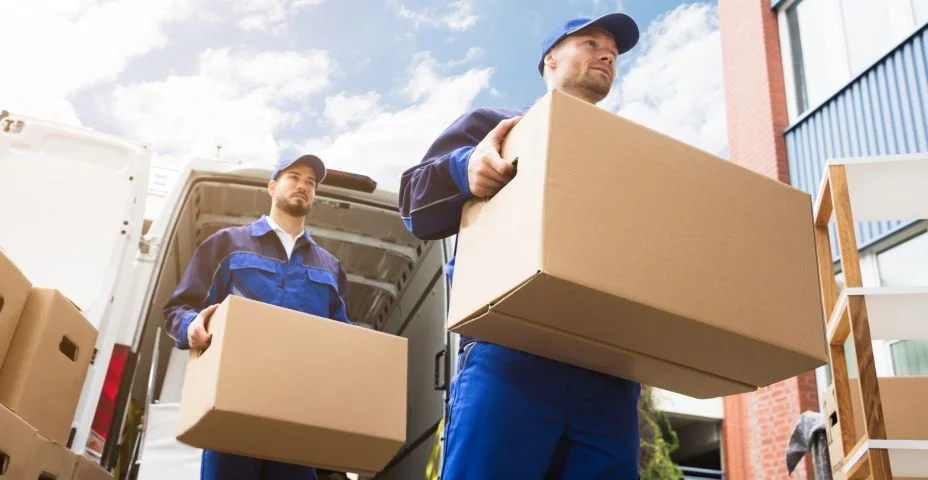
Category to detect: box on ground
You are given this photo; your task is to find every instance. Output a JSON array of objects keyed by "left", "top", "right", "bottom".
[
  {"left": 0, "top": 404, "right": 37, "bottom": 479},
  {"left": 177, "top": 295, "right": 408, "bottom": 476},
  {"left": 71, "top": 455, "right": 112, "bottom": 480},
  {"left": 0, "top": 288, "right": 98, "bottom": 444},
  {"left": 27, "top": 434, "right": 76, "bottom": 480},
  {"left": 448, "top": 89, "right": 827, "bottom": 399},
  {"left": 0, "top": 250, "right": 31, "bottom": 370}
]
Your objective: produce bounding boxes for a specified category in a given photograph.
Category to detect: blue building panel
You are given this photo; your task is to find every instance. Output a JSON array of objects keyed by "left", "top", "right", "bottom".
[{"left": 784, "top": 25, "right": 928, "bottom": 257}]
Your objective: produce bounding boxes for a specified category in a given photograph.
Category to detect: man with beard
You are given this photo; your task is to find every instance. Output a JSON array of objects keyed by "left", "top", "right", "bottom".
[
  {"left": 399, "top": 13, "right": 642, "bottom": 479},
  {"left": 164, "top": 154, "right": 350, "bottom": 480}
]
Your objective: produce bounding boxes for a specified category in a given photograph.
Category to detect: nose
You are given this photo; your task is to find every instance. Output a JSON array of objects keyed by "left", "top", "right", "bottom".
[{"left": 599, "top": 51, "right": 615, "bottom": 65}]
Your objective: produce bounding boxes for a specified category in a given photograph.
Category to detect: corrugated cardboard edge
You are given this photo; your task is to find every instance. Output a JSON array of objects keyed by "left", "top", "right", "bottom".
[{"left": 448, "top": 271, "right": 544, "bottom": 328}]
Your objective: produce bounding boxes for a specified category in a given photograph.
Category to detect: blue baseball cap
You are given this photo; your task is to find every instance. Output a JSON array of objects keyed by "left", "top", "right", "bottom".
[
  {"left": 538, "top": 12, "right": 640, "bottom": 75},
  {"left": 270, "top": 154, "right": 326, "bottom": 183}
]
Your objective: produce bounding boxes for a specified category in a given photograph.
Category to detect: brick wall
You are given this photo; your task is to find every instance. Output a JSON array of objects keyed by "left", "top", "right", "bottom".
[{"left": 718, "top": 0, "right": 821, "bottom": 478}]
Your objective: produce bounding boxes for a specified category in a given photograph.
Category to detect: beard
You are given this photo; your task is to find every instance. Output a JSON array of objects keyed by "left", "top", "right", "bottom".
[
  {"left": 275, "top": 192, "right": 312, "bottom": 217},
  {"left": 563, "top": 72, "right": 611, "bottom": 103}
]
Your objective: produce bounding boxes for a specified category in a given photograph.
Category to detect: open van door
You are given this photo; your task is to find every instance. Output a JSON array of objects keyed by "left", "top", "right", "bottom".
[{"left": 0, "top": 110, "right": 151, "bottom": 454}]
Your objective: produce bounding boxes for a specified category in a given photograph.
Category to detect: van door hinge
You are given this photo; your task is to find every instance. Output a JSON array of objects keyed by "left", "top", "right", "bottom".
[{"left": 138, "top": 234, "right": 162, "bottom": 261}]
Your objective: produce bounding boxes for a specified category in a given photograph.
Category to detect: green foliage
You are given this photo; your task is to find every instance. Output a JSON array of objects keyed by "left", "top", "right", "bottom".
[{"left": 638, "top": 385, "right": 684, "bottom": 479}]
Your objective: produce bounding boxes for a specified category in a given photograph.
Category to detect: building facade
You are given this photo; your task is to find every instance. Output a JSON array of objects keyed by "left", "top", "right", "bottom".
[{"left": 719, "top": 0, "right": 928, "bottom": 478}]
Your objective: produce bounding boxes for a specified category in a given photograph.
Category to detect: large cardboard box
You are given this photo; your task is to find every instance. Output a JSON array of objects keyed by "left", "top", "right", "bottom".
[
  {"left": 70, "top": 455, "right": 112, "bottom": 480},
  {"left": 177, "top": 295, "right": 408, "bottom": 476},
  {"left": 0, "top": 249, "right": 31, "bottom": 370},
  {"left": 0, "top": 288, "right": 98, "bottom": 444},
  {"left": 448, "top": 89, "right": 827, "bottom": 399},
  {"left": 0, "top": 404, "right": 37, "bottom": 479},
  {"left": 26, "top": 435, "right": 76, "bottom": 480}
]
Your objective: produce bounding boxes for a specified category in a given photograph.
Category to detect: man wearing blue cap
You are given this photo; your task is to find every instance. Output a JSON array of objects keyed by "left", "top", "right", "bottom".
[
  {"left": 399, "top": 13, "right": 642, "bottom": 479},
  {"left": 164, "top": 154, "right": 351, "bottom": 480}
]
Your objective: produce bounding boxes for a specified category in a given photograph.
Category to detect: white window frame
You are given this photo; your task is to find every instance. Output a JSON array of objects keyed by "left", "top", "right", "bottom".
[{"left": 777, "top": 0, "right": 927, "bottom": 123}]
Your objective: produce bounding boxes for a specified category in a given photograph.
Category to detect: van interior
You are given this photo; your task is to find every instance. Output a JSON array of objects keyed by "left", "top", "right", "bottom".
[{"left": 109, "top": 168, "right": 452, "bottom": 479}]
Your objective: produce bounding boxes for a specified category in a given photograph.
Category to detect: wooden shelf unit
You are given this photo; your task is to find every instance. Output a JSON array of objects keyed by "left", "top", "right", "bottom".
[{"left": 813, "top": 155, "right": 928, "bottom": 480}]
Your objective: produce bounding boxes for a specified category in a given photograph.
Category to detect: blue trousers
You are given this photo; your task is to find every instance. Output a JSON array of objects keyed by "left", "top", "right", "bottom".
[
  {"left": 441, "top": 341, "right": 641, "bottom": 479},
  {"left": 201, "top": 450, "right": 317, "bottom": 480}
]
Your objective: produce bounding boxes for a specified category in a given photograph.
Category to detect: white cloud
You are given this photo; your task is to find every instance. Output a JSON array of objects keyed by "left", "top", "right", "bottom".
[
  {"left": 0, "top": 0, "right": 320, "bottom": 126},
  {"left": 391, "top": 0, "right": 479, "bottom": 31},
  {"left": 600, "top": 3, "right": 728, "bottom": 158},
  {"left": 324, "top": 92, "right": 381, "bottom": 129},
  {"left": 111, "top": 48, "right": 334, "bottom": 168},
  {"left": 302, "top": 53, "right": 493, "bottom": 193},
  {"left": 232, "top": 0, "right": 324, "bottom": 31},
  {"left": 0, "top": 0, "right": 194, "bottom": 125}
]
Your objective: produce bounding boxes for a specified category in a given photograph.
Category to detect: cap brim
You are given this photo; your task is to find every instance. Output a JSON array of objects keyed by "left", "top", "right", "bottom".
[
  {"left": 584, "top": 12, "right": 640, "bottom": 54},
  {"left": 274, "top": 154, "right": 327, "bottom": 183}
]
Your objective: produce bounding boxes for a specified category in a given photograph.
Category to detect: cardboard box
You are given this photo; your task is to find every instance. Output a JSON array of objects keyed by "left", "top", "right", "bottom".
[
  {"left": 824, "top": 377, "right": 928, "bottom": 479},
  {"left": 822, "top": 384, "right": 845, "bottom": 478},
  {"left": 845, "top": 376, "right": 928, "bottom": 440},
  {"left": 0, "top": 404, "right": 37, "bottom": 479},
  {"left": 70, "top": 455, "right": 112, "bottom": 480},
  {"left": 0, "top": 250, "right": 31, "bottom": 370},
  {"left": 0, "top": 288, "right": 98, "bottom": 444},
  {"left": 177, "top": 295, "right": 408, "bottom": 476},
  {"left": 26, "top": 435, "right": 76, "bottom": 480},
  {"left": 448, "top": 89, "right": 826, "bottom": 399}
]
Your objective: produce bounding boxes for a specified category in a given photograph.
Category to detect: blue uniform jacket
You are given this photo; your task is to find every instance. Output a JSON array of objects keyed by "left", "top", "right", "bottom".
[
  {"left": 399, "top": 106, "right": 526, "bottom": 277},
  {"left": 164, "top": 215, "right": 350, "bottom": 350}
]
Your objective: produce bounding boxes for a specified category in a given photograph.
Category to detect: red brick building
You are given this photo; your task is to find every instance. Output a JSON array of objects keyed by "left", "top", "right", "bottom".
[{"left": 717, "top": 0, "right": 928, "bottom": 478}]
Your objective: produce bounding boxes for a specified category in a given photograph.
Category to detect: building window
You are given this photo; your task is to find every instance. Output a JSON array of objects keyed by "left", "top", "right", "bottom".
[
  {"left": 783, "top": 0, "right": 848, "bottom": 116},
  {"left": 778, "top": 0, "right": 927, "bottom": 121},
  {"left": 840, "top": 0, "right": 913, "bottom": 74}
]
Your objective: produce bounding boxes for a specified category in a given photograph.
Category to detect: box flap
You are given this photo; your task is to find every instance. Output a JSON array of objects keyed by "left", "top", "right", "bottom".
[
  {"left": 493, "top": 273, "right": 825, "bottom": 387},
  {"left": 451, "top": 304, "right": 755, "bottom": 399}
]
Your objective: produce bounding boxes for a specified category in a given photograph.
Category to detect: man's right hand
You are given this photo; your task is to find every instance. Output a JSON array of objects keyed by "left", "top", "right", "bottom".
[
  {"left": 187, "top": 304, "right": 219, "bottom": 351},
  {"left": 467, "top": 116, "right": 522, "bottom": 198}
]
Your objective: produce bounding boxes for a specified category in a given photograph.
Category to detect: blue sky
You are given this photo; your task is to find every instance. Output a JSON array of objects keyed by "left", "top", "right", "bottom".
[{"left": 1, "top": 0, "right": 725, "bottom": 194}]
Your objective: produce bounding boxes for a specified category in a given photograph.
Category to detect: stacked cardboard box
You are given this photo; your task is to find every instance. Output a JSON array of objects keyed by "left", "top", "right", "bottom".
[
  {"left": 0, "top": 250, "right": 111, "bottom": 479},
  {"left": 177, "top": 295, "right": 408, "bottom": 476},
  {"left": 448, "top": 89, "right": 827, "bottom": 399}
]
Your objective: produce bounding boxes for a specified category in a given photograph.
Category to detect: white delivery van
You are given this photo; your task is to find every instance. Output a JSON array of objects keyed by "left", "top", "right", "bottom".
[{"left": 0, "top": 110, "right": 455, "bottom": 479}]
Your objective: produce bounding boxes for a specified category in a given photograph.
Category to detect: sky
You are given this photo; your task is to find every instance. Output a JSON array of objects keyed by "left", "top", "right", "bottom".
[{"left": 0, "top": 0, "right": 727, "bottom": 194}]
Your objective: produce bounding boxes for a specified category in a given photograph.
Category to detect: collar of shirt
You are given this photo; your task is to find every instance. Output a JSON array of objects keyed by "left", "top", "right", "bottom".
[{"left": 263, "top": 215, "right": 310, "bottom": 260}]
